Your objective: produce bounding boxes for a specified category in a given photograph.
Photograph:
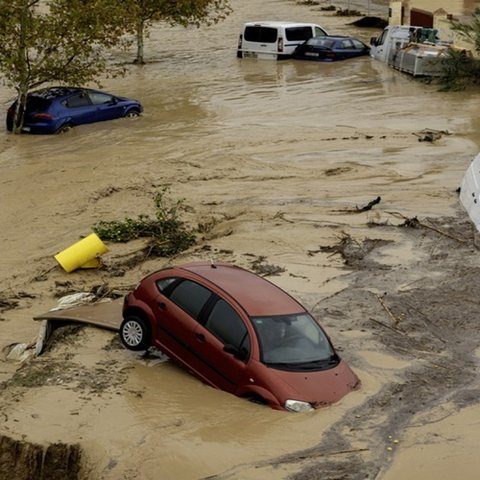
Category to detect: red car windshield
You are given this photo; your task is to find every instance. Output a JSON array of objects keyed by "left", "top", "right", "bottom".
[{"left": 250, "top": 313, "right": 337, "bottom": 370}]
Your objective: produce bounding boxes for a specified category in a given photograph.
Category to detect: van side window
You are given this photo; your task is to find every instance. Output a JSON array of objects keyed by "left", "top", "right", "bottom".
[
  {"left": 314, "top": 26, "right": 327, "bottom": 37},
  {"left": 244, "top": 26, "right": 277, "bottom": 43},
  {"left": 285, "top": 26, "right": 314, "bottom": 41}
]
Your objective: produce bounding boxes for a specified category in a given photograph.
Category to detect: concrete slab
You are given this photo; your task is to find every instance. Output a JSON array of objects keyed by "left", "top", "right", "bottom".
[{"left": 33, "top": 298, "right": 123, "bottom": 331}]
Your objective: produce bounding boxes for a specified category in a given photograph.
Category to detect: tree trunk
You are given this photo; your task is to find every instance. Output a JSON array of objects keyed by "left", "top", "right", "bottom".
[
  {"left": 135, "top": 19, "right": 145, "bottom": 64},
  {"left": 12, "top": 88, "right": 28, "bottom": 134},
  {"left": 12, "top": 0, "right": 30, "bottom": 134}
]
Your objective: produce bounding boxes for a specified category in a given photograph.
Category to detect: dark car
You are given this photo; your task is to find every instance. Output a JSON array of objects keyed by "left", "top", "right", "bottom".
[
  {"left": 6, "top": 86, "right": 143, "bottom": 134},
  {"left": 293, "top": 35, "right": 370, "bottom": 62},
  {"left": 120, "top": 262, "right": 359, "bottom": 412}
]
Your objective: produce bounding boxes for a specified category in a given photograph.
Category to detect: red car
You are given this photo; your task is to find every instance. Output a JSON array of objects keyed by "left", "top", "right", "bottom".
[{"left": 120, "top": 262, "right": 359, "bottom": 411}]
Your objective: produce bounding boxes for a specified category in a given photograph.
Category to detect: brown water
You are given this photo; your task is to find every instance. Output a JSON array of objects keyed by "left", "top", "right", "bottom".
[{"left": 1, "top": 1, "right": 480, "bottom": 479}]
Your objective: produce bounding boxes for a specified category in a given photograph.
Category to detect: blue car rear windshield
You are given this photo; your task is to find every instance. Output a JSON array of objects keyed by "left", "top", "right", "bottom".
[{"left": 25, "top": 97, "right": 51, "bottom": 112}]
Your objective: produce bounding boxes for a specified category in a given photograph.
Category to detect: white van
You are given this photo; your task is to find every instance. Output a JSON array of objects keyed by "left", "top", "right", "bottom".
[{"left": 237, "top": 21, "right": 328, "bottom": 60}]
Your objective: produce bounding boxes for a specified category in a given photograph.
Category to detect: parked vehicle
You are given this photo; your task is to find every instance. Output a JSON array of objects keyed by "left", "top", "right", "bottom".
[
  {"left": 6, "top": 87, "right": 143, "bottom": 134},
  {"left": 120, "top": 261, "right": 359, "bottom": 412},
  {"left": 460, "top": 152, "right": 480, "bottom": 231},
  {"left": 237, "top": 21, "right": 328, "bottom": 60},
  {"left": 293, "top": 35, "right": 370, "bottom": 62},
  {"left": 369, "top": 25, "right": 453, "bottom": 76}
]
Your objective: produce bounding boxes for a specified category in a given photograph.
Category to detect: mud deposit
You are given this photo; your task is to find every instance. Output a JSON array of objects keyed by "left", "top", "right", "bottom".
[
  {"left": 1, "top": 0, "right": 480, "bottom": 479},
  {"left": 0, "top": 435, "right": 81, "bottom": 480}
]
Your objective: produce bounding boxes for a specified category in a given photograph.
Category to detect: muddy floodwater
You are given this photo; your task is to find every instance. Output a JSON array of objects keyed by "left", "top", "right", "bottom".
[{"left": 1, "top": 1, "right": 480, "bottom": 479}]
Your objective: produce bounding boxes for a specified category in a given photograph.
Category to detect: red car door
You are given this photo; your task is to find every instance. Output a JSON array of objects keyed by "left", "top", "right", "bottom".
[
  {"left": 151, "top": 279, "right": 213, "bottom": 376},
  {"left": 192, "top": 298, "right": 252, "bottom": 392}
]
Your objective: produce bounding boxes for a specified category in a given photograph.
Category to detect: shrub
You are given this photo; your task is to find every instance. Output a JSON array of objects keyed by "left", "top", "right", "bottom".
[{"left": 93, "top": 187, "right": 196, "bottom": 257}]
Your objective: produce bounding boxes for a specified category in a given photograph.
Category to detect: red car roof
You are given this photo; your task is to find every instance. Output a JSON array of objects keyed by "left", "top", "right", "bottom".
[{"left": 178, "top": 262, "right": 305, "bottom": 317}]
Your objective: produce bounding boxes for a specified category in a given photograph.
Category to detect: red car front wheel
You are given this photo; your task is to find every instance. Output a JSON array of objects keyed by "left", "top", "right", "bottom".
[{"left": 120, "top": 315, "right": 150, "bottom": 351}]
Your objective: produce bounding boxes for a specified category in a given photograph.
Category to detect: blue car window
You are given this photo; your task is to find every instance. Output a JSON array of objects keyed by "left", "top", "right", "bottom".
[
  {"left": 352, "top": 39, "right": 366, "bottom": 49},
  {"left": 89, "top": 92, "right": 115, "bottom": 105},
  {"left": 310, "top": 38, "right": 334, "bottom": 48},
  {"left": 64, "top": 93, "right": 90, "bottom": 108},
  {"left": 340, "top": 40, "right": 354, "bottom": 49}
]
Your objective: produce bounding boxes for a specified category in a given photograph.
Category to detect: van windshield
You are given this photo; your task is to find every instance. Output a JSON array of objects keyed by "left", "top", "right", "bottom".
[
  {"left": 244, "top": 26, "right": 277, "bottom": 43},
  {"left": 285, "top": 26, "right": 314, "bottom": 41}
]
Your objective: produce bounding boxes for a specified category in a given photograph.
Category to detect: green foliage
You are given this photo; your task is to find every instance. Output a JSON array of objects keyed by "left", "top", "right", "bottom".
[
  {"left": 124, "top": 0, "right": 231, "bottom": 26},
  {"left": 449, "top": 7, "right": 480, "bottom": 54},
  {"left": 0, "top": 0, "right": 134, "bottom": 132},
  {"left": 93, "top": 187, "right": 196, "bottom": 257},
  {"left": 438, "top": 8, "right": 480, "bottom": 90},
  {"left": 123, "top": 0, "right": 232, "bottom": 63},
  {"left": 157, "top": 0, "right": 232, "bottom": 27},
  {"left": 439, "top": 50, "right": 480, "bottom": 91}
]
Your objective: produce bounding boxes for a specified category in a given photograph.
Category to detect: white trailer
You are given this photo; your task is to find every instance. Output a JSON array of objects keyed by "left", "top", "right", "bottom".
[{"left": 369, "top": 25, "right": 453, "bottom": 76}]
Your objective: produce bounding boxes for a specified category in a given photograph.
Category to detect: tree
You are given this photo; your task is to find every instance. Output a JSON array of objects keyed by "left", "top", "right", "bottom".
[
  {"left": 0, "top": 0, "right": 133, "bottom": 133},
  {"left": 440, "top": 8, "right": 480, "bottom": 90},
  {"left": 125, "top": 0, "right": 232, "bottom": 64},
  {"left": 449, "top": 7, "right": 480, "bottom": 54}
]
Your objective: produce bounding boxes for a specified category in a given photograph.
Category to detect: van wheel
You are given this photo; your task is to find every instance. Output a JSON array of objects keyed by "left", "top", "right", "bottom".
[{"left": 120, "top": 315, "right": 150, "bottom": 351}]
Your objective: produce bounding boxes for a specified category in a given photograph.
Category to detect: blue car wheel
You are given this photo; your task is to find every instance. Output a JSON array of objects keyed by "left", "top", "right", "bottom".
[
  {"left": 56, "top": 123, "right": 73, "bottom": 134},
  {"left": 124, "top": 109, "right": 141, "bottom": 118}
]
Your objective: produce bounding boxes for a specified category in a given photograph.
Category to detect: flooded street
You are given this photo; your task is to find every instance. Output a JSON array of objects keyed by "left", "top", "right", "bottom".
[{"left": 1, "top": 1, "right": 480, "bottom": 479}]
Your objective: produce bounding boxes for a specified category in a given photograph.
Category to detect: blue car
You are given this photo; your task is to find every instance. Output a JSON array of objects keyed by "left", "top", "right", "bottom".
[
  {"left": 293, "top": 35, "right": 370, "bottom": 62},
  {"left": 6, "top": 87, "right": 143, "bottom": 134}
]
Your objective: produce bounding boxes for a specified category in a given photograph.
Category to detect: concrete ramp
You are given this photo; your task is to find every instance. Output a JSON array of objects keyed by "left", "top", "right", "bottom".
[
  {"left": 6, "top": 299, "right": 124, "bottom": 362},
  {"left": 34, "top": 298, "right": 123, "bottom": 331}
]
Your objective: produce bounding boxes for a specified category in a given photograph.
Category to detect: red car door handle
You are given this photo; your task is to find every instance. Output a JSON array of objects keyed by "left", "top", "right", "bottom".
[
  {"left": 195, "top": 332, "right": 206, "bottom": 342},
  {"left": 157, "top": 302, "right": 166, "bottom": 310}
]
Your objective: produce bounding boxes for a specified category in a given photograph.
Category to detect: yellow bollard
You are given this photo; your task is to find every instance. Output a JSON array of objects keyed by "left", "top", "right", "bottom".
[{"left": 54, "top": 233, "right": 108, "bottom": 273}]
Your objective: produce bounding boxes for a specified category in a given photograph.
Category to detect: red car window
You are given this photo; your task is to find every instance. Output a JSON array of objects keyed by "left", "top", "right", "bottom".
[
  {"left": 205, "top": 299, "right": 251, "bottom": 356},
  {"left": 168, "top": 280, "right": 212, "bottom": 319},
  {"left": 155, "top": 277, "right": 179, "bottom": 293}
]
